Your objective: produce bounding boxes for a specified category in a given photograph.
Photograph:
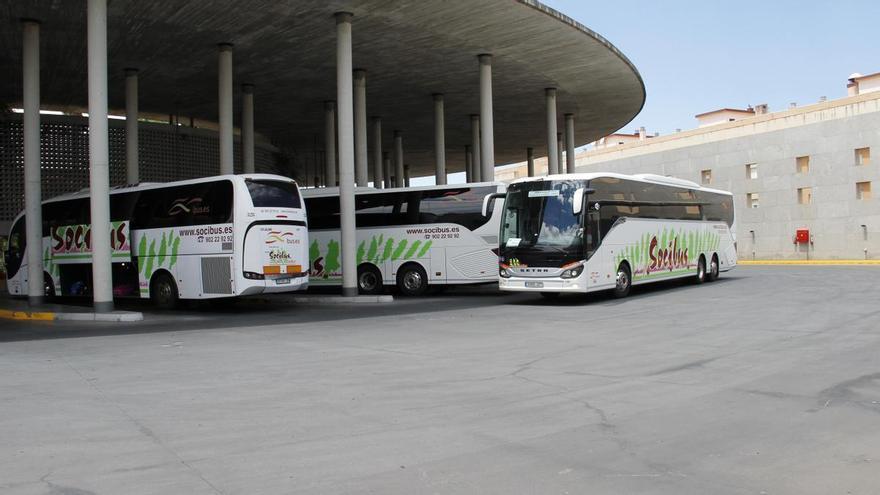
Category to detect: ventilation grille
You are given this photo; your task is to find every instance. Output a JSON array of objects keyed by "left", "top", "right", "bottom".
[
  {"left": 201, "top": 257, "right": 232, "bottom": 294},
  {"left": 451, "top": 250, "right": 497, "bottom": 279}
]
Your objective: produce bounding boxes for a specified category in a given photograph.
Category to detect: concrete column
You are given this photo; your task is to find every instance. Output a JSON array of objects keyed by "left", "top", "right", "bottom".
[
  {"left": 478, "top": 54, "right": 494, "bottom": 181},
  {"left": 124, "top": 68, "right": 138, "bottom": 184},
  {"left": 393, "top": 130, "right": 404, "bottom": 188},
  {"left": 353, "top": 69, "right": 368, "bottom": 186},
  {"left": 470, "top": 114, "right": 481, "bottom": 182},
  {"left": 465, "top": 145, "right": 473, "bottom": 183},
  {"left": 218, "top": 43, "right": 234, "bottom": 175},
  {"left": 564, "top": 113, "right": 575, "bottom": 173},
  {"left": 22, "top": 19, "right": 43, "bottom": 306},
  {"left": 241, "top": 83, "right": 255, "bottom": 174},
  {"left": 324, "top": 101, "right": 336, "bottom": 186},
  {"left": 87, "top": 0, "right": 113, "bottom": 312},
  {"left": 545, "top": 88, "right": 558, "bottom": 175},
  {"left": 371, "top": 116, "right": 383, "bottom": 188},
  {"left": 527, "top": 147, "right": 535, "bottom": 177},
  {"left": 557, "top": 132, "right": 564, "bottom": 175},
  {"left": 433, "top": 93, "right": 447, "bottom": 185},
  {"left": 335, "top": 12, "right": 357, "bottom": 297},
  {"left": 382, "top": 151, "right": 392, "bottom": 189},
  {"left": 404, "top": 165, "right": 410, "bottom": 187}
]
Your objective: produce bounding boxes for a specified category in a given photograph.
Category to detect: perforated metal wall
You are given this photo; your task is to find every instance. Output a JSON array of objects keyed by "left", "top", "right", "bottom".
[{"left": 0, "top": 114, "right": 285, "bottom": 225}]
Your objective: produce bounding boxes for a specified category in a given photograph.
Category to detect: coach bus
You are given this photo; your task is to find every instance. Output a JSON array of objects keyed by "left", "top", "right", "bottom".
[
  {"left": 496, "top": 173, "right": 736, "bottom": 298},
  {"left": 302, "top": 182, "right": 506, "bottom": 296},
  {"left": 5, "top": 174, "right": 308, "bottom": 308}
]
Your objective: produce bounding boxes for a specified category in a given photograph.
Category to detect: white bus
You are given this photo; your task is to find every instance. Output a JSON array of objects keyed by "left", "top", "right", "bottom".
[
  {"left": 496, "top": 173, "right": 736, "bottom": 298},
  {"left": 302, "top": 182, "right": 506, "bottom": 296},
  {"left": 5, "top": 174, "right": 309, "bottom": 308}
]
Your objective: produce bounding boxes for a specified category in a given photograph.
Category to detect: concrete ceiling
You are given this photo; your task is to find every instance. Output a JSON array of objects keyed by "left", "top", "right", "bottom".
[{"left": 0, "top": 0, "right": 645, "bottom": 177}]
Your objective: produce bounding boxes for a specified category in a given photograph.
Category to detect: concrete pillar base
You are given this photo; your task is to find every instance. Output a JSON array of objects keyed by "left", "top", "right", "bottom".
[
  {"left": 28, "top": 295, "right": 44, "bottom": 307},
  {"left": 93, "top": 301, "right": 115, "bottom": 313},
  {"left": 341, "top": 287, "right": 359, "bottom": 297}
]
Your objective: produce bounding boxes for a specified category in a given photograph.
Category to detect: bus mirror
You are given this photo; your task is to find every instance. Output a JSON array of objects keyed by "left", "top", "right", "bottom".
[
  {"left": 572, "top": 188, "right": 585, "bottom": 215},
  {"left": 482, "top": 192, "right": 506, "bottom": 217},
  {"left": 571, "top": 187, "right": 594, "bottom": 215}
]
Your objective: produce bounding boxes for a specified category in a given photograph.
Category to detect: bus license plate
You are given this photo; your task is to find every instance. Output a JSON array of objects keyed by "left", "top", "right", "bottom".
[
  {"left": 276, "top": 278, "right": 290, "bottom": 285},
  {"left": 525, "top": 281, "right": 544, "bottom": 288}
]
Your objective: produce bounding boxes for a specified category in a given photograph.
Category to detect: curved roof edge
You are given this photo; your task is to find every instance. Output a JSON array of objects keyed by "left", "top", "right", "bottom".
[{"left": 518, "top": 0, "right": 647, "bottom": 131}]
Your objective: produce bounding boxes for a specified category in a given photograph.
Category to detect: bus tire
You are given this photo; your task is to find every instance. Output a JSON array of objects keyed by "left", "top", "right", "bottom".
[
  {"left": 695, "top": 256, "right": 707, "bottom": 284},
  {"left": 396, "top": 263, "right": 428, "bottom": 297},
  {"left": 708, "top": 254, "right": 720, "bottom": 281},
  {"left": 150, "top": 272, "right": 179, "bottom": 309},
  {"left": 44, "top": 272, "right": 56, "bottom": 299},
  {"left": 613, "top": 262, "right": 632, "bottom": 298},
  {"left": 357, "top": 264, "right": 384, "bottom": 295}
]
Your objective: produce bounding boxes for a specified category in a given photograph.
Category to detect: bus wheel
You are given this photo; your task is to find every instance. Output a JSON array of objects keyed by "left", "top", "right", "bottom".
[
  {"left": 708, "top": 254, "right": 720, "bottom": 282},
  {"left": 396, "top": 263, "right": 428, "bottom": 297},
  {"left": 150, "top": 272, "right": 179, "bottom": 309},
  {"left": 357, "top": 264, "right": 384, "bottom": 295},
  {"left": 613, "top": 263, "right": 632, "bottom": 298},
  {"left": 44, "top": 273, "right": 56, "bottom": 299},
  {"left": 695, "top": 256, "right": 707, "bottom": 284}
]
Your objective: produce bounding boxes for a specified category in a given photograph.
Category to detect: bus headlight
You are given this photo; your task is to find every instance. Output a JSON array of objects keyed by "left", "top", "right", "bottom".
[
  {"left": 560, "top": 263, "right": 584, "bottom": 279},
  {"left": 243, "top": 271, "right": 265, "bottom": 280},
  {"left": 499, "top": 265, "right": 512, "bottom": 278}
]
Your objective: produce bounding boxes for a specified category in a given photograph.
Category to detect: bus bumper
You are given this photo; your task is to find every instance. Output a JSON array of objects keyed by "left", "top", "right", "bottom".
[
  {"left": 499, "top": 277, "right": 585, "bottom": 293},
  {"left": 239, "top": 276, "right": 309, "bottom": 295}
]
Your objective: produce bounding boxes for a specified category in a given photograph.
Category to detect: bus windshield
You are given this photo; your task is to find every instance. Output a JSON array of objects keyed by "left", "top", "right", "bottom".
[{"left": 501, "top": 180, "right": 585, "bottom": 253}]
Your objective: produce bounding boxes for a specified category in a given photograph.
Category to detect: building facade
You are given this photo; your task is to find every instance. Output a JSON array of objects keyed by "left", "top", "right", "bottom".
[{"left": 573, "top": 91, "right": 880, "bottom": 260}]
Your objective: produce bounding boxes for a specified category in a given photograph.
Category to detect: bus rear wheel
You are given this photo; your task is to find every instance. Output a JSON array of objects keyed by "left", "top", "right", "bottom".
[
  {"left": 707, "top": 254, "right": 720, "bottom": 281},
  {"left": 613, "top": 263, "right": 632, "bottom": 298},
  {"left": 396, "top": 264, "right": 428, "bottom": 297},
  {"left": 151, "top": 272, "right": 179, "bottom": 309},
  {"left": 695, "top": 256, "right": 707, "bottom": 284},
  {"left": 357, "top": 264, "right": 384, "bottom": 295}
]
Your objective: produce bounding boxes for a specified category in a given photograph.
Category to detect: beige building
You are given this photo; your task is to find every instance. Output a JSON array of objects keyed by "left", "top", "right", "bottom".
[{"left": 497, "top": 75, "right": 880, "bottom": 260}]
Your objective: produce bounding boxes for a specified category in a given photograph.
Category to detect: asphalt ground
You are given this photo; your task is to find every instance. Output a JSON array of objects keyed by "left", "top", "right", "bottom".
[{"left": 1, "top": 266, "right": 879, "bottom": 494}]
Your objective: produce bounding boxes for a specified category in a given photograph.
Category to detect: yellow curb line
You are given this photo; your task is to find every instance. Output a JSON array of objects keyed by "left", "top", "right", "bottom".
[
  {"left": 0, "top": 308, "right": 56, "bottom": 321},
  {"left": 739, "top": 260, "right": 880, "bottom": 266}
]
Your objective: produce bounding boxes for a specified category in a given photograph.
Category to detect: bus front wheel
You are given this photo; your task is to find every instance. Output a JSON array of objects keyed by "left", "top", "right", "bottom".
[
  {"left": 357, "top": 264, "right": 384, "bottom": 295},
  {"left": 613, "top": 263, "right": 631, "bottom": 298},
  {"left": 150, "top": 272, "right": 179, "bottom": 309},
  {"left": 695, "top": 256, "right": 707, "bottom": 284},
  {"left": 396, "top": 263, "right": 428, "bottom": 297}
]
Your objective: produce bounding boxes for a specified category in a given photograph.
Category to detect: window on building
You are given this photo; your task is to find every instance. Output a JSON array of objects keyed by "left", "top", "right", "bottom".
[
  {"left": 747, "top": 192, "right": 760, "bottom": 208},
  {"left": 746, "top": 163, "right": 758, "bottom": 179},
  {"left": 796, "top": 156, "right": 810, "bottom": 174},
  {"left": 701, "top": 169, "right": 712, "bottom": 185},
  {"left": 856, "top": 147, "right": 871, "bottom": 166},
  {"left": 797, "top": 187, "right": 812, "bottom": 205},
  {"left": 856, "top": 181, "right": 872, "bottom": 200}
]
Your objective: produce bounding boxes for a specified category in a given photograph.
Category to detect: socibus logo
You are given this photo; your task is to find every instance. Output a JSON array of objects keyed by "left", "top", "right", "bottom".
[
  {"left": 51, "top": 222, "right": 130, "bottom": 255},
  {"left": 168, "top": 197, "right": 210, "bottom": 216},
  {"left": 648, "top": 235, "right": 688, "bottom": 272},
  {"left": 265, "top": 231, "right": 296, "bottom": 245}
]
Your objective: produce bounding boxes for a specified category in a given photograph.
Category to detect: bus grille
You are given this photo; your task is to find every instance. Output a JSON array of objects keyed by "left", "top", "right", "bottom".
[{"left": 201, "top": 257, "right": 233, "bottom": 294}]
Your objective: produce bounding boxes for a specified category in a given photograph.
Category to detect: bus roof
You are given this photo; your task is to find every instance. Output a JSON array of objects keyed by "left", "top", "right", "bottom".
[
  {"left": 508, "top": 172, "right": 732, "bottom": 196},
  {"left": 40, "top": 173, "right": 298, "bottom": 204},
  {"left": 300, "top": 181, "right": 503, "bottom": 198}
]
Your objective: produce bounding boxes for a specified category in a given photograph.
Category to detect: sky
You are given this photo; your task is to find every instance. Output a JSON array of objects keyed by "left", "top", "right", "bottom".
[
  {"left": 412, "top": 0, "right": 880, "bottom": 185},
  {"left": 542, "top": 0, "right": 880, "bottom": 136}
]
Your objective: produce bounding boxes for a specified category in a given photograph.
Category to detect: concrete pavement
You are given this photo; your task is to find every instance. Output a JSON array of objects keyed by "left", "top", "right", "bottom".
[{"left": 1, "top": 266, "right": 879, "bottom": 494}]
